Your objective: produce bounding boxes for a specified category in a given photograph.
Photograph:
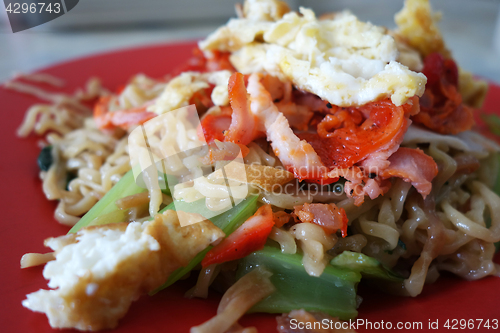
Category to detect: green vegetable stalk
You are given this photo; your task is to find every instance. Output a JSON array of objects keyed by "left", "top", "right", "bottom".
[
  {"left": 151, "top": 195, "right": 259, "bottom": 293},
  {"left": 237, "top": 245, "right": 361, "bottom": 320},
  {"left": 69, "top": 169, "right": 147, "bottom": 233},
  {"left": 330, "top": 251, "right": 404, "bottom": 282},
  {"left": 68, "top": 162, "right": 259, "bottom": 293},
  {"left": 69, "top": 168, "right": 175, "bottom": 233}
]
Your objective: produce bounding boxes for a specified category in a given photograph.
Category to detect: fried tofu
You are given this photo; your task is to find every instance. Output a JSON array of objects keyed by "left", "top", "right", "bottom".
[{"left": 22, "top": 210, "right": 224, "bottom": 331}]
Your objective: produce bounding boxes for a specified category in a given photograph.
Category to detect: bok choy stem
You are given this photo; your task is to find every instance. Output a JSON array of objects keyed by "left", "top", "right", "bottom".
[
  {"left": 69, "top": 170, "right": 147, "bottom": 233},
  {"left": 237, "top": 245, "right": 361, "bottom": 320}
]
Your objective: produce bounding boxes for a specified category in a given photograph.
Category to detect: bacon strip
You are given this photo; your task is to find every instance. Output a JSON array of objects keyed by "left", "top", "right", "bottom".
[
  {"left": 380, "top": 147, "right": 438, "bottom": 198},
  {"left": 219, "top": 72, "right": 437, "bottom": 204},
  {"left": 303, "top": 98, "right": 418, "bottom": 170},
  {"left": 326, "top": 167, "right": 391, "bottom": 206},
  {"left": 294, "top": 203, "right": 348, "bottom": 237}
]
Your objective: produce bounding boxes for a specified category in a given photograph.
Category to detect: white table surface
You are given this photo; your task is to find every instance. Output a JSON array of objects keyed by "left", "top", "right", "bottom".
[
  {"left": 0, "top": 26, "right": 215, "bottom": 82},
  {"left": 1, "top": 2, "right": 499, "bottom": 84}
]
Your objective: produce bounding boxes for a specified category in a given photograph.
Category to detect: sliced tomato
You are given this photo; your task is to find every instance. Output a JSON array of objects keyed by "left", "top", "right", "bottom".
[
  {"left": 412, "top": 52, "right": 473, "bottom": 135},
  {"left": 298, "top": 99, "right": 413, "bottom": 169},
  {"left": 201, "top": 204, "right": 274, "bottom": 267}
]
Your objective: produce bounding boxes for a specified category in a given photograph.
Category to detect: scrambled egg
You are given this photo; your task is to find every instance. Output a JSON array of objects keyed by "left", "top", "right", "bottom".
[
  {"left": 114, "top": 74, "right": 167, "bottom": 110},
  {"left": 23, "top": 210, "right": 224, "bottom": 331},
  {"left": 391, "top": 33, "right": 424, "bottom": 72},
  {"left": 395, "top": 0, "right": 487, "bottom": 108},
  {"left": 395, "top": 0, "right": 451, "bottom": 59},
  {"left": 200, "top": 1, "right": 427, "bottom": 107},
  {"left": 243, "top": 0, "right": 290, "bottom": 21},
  {"left": 149, "top": 70, "right": 232, "bottom": 115}
]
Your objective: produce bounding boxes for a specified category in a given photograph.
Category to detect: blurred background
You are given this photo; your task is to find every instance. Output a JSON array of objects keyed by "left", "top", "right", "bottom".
[{"left": 1, "top": 0, "right": 499, "bottom": 83}]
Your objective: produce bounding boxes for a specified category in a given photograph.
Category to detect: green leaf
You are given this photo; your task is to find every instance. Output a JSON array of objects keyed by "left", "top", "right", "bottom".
[{"left": 237, "top": 246, "right": 360, "bottom": 320}]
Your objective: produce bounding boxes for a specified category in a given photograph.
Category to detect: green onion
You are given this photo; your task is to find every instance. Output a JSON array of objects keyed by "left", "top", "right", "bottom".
[{"left": 237, "top": 245, "right": 360, "bottom": 320}]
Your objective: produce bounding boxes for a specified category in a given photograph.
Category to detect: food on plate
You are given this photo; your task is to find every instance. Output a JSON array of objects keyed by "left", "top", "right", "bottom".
[
  {"left": 22, "top": 211, "right": 224, "bottom": 330},
  {"left": 10, "top": 0, "right": 499, "bottom": 332}
]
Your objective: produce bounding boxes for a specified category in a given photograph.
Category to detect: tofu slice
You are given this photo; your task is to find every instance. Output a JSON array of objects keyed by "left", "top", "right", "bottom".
[{"left": 22, "top": 210, "right": 224, "bottom": 331}]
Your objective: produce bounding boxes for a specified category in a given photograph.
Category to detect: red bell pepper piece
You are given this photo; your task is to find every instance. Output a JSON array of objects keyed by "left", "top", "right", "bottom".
[{"left": 201, "top": 204, "right": 274, "bottom": 267}]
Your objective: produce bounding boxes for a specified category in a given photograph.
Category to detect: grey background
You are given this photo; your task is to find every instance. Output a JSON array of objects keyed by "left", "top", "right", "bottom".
[{"left": 1, "top": 0, "right": 499, "bottom": 83}]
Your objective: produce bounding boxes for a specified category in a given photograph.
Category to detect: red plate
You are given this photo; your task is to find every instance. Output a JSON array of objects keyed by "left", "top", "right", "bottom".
[{"left": 0, "top": 42, "right": 499, "bottom": 333}]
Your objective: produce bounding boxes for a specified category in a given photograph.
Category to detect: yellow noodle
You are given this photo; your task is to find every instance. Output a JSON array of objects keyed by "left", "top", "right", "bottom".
[
  {"left": 269, "top": 226, "right": 297, "bottom": 254},
  {"left": 186, "top": 264, "right": 221, "bottom": 299},
  {"left": 20, "top": 252, "right": 55, "bottom": 268},
  {"left": 358, "top": 216, "right": 400, "bottom": 250},
  {"left": 291, "top": 223, "right": 336, "bottom": 277},
  {"left": 191, "top": 268, "right": 275, "bottom": 333},
  {"left": 330, "top": 234, "right": 367, "bottom": 254}
]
